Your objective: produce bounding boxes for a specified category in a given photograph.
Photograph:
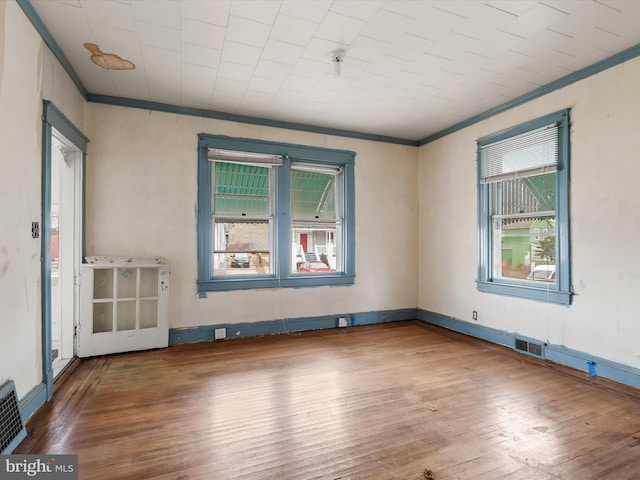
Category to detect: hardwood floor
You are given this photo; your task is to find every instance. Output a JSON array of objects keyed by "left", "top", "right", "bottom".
[{"left": 17, "top": 321, "right": 640, "bottom": 480}]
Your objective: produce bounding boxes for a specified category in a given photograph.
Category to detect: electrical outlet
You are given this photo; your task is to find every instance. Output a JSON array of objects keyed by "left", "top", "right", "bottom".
[
  {"left": 338, "top": 317, "right": 347, "bottom": 328},
  {"left": 214, "top": 328, "right": 226, "bottom": 340},
  {"left": 32, "top": 221, "right": 39, "bottom": 239},
  {"left": 472, "top": 310, "right": 478, "bottom": 321}
]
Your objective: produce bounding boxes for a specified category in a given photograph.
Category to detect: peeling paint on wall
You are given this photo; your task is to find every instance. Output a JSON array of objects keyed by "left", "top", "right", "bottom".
[
  {"left": 0, "top": 246, "right": 9, "bottom": 277},
  {"left": 0, "top": 2, "right": 5, "bottom": 91}
]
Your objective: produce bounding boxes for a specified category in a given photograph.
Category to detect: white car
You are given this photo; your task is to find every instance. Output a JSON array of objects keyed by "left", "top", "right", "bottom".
[{"left": 527, "top": 265, "right": 555, "bottom": 281}]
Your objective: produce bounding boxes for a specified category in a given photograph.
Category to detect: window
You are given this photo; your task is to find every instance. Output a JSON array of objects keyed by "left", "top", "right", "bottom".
[
  {"left": 197, "top": 135, "right": 355, "bottom": 293},
  {"left": 477, "top": 109, "right": 571, "bottom": 305}
]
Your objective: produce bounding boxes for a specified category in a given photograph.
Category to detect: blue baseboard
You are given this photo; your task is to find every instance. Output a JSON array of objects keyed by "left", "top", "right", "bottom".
[
  {"left": 416, "top": 309, "right": 513, "bottom": 347},
  {"left": 418, "top": 309, "right": 640, "bottom": 390},
  {"left": 169, "top": 308, "right": 417, "bottom": 345},
  {"left": 18, "top": 382, "right": 47, "bottom": 424}
]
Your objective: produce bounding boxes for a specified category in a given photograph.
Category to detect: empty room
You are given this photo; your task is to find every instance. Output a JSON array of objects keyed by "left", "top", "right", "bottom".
[{"left": 1, "top": 0, "right": 640, "bottom": 478}]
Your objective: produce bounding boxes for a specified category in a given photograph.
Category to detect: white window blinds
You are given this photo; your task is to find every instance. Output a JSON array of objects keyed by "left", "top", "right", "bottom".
[
  {"left": 208, "top": 149, "right": 283, "bottom": 165},
  {"left": 480, "top": 123, "right": 558, "bottom": 184}
]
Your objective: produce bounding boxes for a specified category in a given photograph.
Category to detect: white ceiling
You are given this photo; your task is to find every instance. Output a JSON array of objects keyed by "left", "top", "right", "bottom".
[{"left": 29, "top": 0, "right": 640, "bottom": 142}]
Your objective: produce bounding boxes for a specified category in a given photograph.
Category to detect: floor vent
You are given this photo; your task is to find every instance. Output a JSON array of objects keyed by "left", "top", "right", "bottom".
[
  {"left": 514, "top": 338, "right": 545, "bottom": 359},
  {"left": 0, "top": 380, "right": 27, "bottom": 454}
]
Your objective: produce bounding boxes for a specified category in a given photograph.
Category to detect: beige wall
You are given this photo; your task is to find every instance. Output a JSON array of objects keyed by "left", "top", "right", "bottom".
[
  {"left": 84, "top": 104, "right": 418, "bottom": 329},
  {"left": 418, "top": 56, "right": 640, "bottom": 369},
  {"left": 4, "top": 0, "right": 640, "bottom": 404},
  {"left": 0, "top": 1, "right": 85, "bottom": 398}
]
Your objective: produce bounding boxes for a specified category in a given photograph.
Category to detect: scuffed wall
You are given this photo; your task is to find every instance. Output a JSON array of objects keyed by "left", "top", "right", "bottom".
[
  {"left": 0, "top": 0, "right": 46, "bottom": 398},
  {"left": 418, "top": 56, "right": 640, "bottom": 369},
  {"left": 84, "top": 104, "right": 419, "bottom": 329},
  {"left": 0, "top": 1, "right": 85, "bottom": 398}
]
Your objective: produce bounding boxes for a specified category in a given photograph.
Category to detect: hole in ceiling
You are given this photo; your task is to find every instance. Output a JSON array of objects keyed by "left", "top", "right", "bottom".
[{"left": 83, "top": 43, "right": 135, "bottom": 71}]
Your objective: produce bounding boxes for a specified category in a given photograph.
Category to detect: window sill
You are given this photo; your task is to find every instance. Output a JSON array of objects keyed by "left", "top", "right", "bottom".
[
  {"left": 198, "top": 274, "right": 355, "bottom": 295},
  {"left": 477, "top": 280, "right": 572, "bottom": 305}
]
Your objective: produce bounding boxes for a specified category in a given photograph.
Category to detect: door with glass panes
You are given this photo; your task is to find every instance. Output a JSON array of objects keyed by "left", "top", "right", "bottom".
[{"left": 78, "top": 257, "right": 169, "bottom": 357}]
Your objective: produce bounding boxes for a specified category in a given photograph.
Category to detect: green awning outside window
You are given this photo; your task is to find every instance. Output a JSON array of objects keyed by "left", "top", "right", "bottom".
[
  {"left": 214, "top": 161, "right": 269, "bottom": 216},
  {"left": 213, "top": 161, "right": 337, "bottom": 220},
  {"left": 291, "top": 169, "right": 336, "bottom": 220}
]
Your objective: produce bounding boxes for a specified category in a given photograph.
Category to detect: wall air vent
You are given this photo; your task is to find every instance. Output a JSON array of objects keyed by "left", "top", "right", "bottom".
[
  {"left": 514, "top": 338, "right": 545, "bottom": 359},
  {"left": 515, "top": 339, "right": 528, "bottom": 352},
  {"left": 0, "top": 380, "right": 27, "bottom": 454}
]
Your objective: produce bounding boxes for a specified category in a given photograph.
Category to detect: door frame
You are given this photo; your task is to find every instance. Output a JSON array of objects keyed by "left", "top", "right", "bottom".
[{"left": 42, "top": 101, "right": 89, "bottom": 399}]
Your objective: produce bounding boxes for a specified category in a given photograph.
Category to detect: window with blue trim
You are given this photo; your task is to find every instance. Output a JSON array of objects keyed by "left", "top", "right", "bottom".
[
  {"left": 477, "top": 109, "right": 571, "bottom": 305},
  {"left": 197, "top": 134, "right": 355, "bottom": 293}
]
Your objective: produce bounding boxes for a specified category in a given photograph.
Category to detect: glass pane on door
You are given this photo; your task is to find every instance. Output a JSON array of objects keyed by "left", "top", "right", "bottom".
[
  {"left": 140, "top": 300, "right": 158, "bottom": 329},
  {"left": 117, "top": 268, "right": 137, "bottom": 297},
  {"left": 117, "top": 301, "right": 136, "bottom": 331},
  {"left": 140, "top": 268, "right": 158, "bottom": 297},
  {"left": 93, "top": 303, "right": 113, "bottom": 333},
  {"left": 94, "top": 269, "right": 113, "bottom": 299}
]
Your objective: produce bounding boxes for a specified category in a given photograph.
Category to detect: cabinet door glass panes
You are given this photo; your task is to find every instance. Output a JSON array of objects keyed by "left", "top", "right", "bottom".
[
  {"left": 117, "top": 268, "right": 137, "bottom": 297},
  {"left": 117, "top": 300, "right": 136, "bottom": 331},
  {"left": 91, "top": 266, "right": 163, "bottom": 334},
  {"left": 140, "top": 299, "right": 158, "bottom": 329},
  {"left": 94, "top": 269, "right": 113, "bottom": 298},
  {"left": 93, "top": 302, "right": 113, "bottom": 333},
  {"left": 140, "top": 268, "right": 158, "bottom": 297}
]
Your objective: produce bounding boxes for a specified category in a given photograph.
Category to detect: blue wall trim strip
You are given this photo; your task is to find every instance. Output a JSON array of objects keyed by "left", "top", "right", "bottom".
[
  {"left": 417, "top": 309, "right": 513, "bottom": 347},
  {"left": 19, "top": 382, "right": 47, "bottom": 423},
  {"left": 169, "top": 309, "right": 417, "bottom": 345},
  {"left": 418, "top": 42, "right": 640, "bottom": 145},
  {"left": 544, "top": 345, "right": 640, "bottom": 389},
  {"left": 16, "top": 0, "right": 88, "bottom": 99},
  {"left": 418, "top": 309, "right": 640, "bottom": 390},
  {"left": 88, "top": 94, "right": 418, "bottom": 146}
]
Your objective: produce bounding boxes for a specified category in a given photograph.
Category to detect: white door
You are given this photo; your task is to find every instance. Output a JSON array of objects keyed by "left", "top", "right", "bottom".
[
  {"left": 78, "top": 257, "right": 169, "bottom": 357},
  {"left": 50, "top": 130, "right": 82, "bottom": 377}
]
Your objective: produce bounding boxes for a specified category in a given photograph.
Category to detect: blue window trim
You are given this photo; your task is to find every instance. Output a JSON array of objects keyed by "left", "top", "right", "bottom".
[
  {"left": 197, "top": 134, "right": 356, "bottom": 294},
  {"left": 476, "top": 109, "right": 571, "bottom": 305}
]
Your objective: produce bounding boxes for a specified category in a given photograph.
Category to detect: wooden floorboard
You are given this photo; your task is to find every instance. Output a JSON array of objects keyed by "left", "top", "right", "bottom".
[{"left": 16, "top": 320, "right": 640, "bottom": 480}]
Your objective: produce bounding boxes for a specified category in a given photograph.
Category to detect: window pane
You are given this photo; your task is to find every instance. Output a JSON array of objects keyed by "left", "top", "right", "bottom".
[
  {"left": 292, "top": 224, "right": 341, "bottom": 274},
  {"left": 212, "top": 220, "right": 271, "bottom": 276},
  {"left": 492, "top": 173, "right": 556, "bottom": 215},
  {"left": 214, "top": 161, "right": 269, "bottom": 216},
  {"left": 493, "top": 216, "right": 556, "bottom": 284},
  {"left": 291, "top": 168, "right": 336, "bottom": 220},
  {"left": 491, "top": 172, "right": 557, "bottom": 283}
]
